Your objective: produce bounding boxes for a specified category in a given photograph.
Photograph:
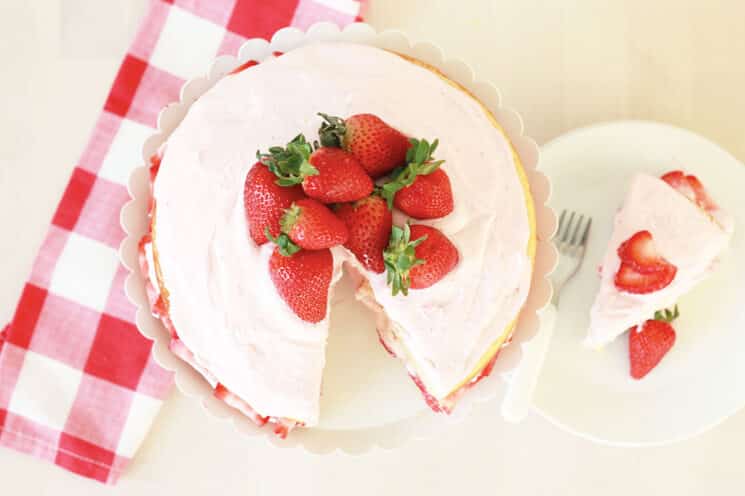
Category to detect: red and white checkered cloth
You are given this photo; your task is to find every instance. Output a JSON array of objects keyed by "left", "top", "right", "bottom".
[{"left": 0, "top": 0, "right": 365, "bottom": 484}]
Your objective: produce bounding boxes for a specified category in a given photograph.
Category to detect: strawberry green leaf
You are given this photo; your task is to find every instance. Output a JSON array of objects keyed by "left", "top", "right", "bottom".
[
  {"left": 380, "top": 137, "right": 445, "bottom": 209},
  {"left": 383, "top": 223, "right": 428, "bottom": 296},
  {"left": 265, "top": 227, "right": 301, "bottom": 257},
  {"left": 317, "top": 113, "right": 346, "bottom": 148},
  {"left": 257, "top": 134, "right": 319, "bottom": 186},
  {"left": 653, "top": 305, "right": 680, "bottom": 323}
]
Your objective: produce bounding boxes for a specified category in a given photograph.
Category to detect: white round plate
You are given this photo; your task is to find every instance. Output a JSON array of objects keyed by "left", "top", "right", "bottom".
[{"left": 534, "top": 120, "right": 745, "bottom": 446}]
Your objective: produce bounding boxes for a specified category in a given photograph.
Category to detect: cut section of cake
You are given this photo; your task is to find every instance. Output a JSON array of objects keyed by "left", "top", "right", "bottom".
[
  {"left": 141, "top": 42, "right": 536, "bottom": 434},
  {"left": 586, "top": 172, "right": 733, "bottom": 349}
]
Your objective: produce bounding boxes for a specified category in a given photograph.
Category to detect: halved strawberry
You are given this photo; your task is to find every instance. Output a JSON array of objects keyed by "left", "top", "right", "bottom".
[
  {"left": 685, "top": 174, "right": 718, "bottom": 211},
  {"left": 617, "top": 230, "right": 670, "bottom": 274},
  {"left": 661, "top": 170, "right": 718, "bottom": 212},
  {"left": 629, "top": 306, "right": 679, "bottom": 379},
  {"left": 614, "top": 262, "right": 677, "bottom": 294}
]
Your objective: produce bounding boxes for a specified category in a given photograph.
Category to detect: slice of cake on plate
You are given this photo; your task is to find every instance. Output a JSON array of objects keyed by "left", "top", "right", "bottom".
[
  {"left": 140, "top": 42, "right": 536, "bottom": 435},
  {"left": 586, "top": 172, "right": 733, "bottom": 376}
]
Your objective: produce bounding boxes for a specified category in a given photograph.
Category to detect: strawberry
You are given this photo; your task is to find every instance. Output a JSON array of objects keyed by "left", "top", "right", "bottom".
[
  {"left": 258, "top": 134, "right": 373, "bottom": 203},
  {"left": 244, "top": 162, "right": 306, "bottom": 245},
  {"left": 318, "top": 113, "right": 410, "bottom": 177},
  {"left": 394, "top": 169, "right": 454, "bottom": 219},
  {"left": 384, "top": 224, "right": 459, "bottom": 295},
  {"left": 661, "top": 170, "right": 718, "bottom": 212},
  {"left": 268, "top": 247, "right": 333, "bottom": 323},
  {"left": 685, "top": 174, "right": 718, "bottom": 211},
  {"left": 275, "top": 198, "right": 349, "bottom": 251},
  {"left": 303, "top": 147, "right": 373, "bottom": 203},
  {"left": 380, "top": 138, "right": 453, "bottom": 219},
  {"left": 336, "top": 194, "right": 393, "bottom": 273},
  {"left": 614, "top": 262, "right": 677, "bottom": 294},
  {"left": 629, "top": 306, "right": 679, "bottom": 379},
  {"left": 617, "top": 230, "right": 671, "bottom": 274}
]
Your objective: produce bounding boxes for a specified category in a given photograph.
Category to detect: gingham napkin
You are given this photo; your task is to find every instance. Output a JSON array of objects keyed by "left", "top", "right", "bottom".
[{"left": 0, "top": 0, "right": 365, "bottom": 484}]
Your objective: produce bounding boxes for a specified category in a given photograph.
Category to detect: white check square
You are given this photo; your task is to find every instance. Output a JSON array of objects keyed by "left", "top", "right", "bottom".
[
  {"left": 116, "top": 392, "right": 163, "bottom": 457},
  {"left": 98, "top": 118, "right": 153, "bottom": 186},
  {"left": 8, "top": 351, "right": 83, "bottom": 431},
  {"left": 48, "top": 232, "right": 120, "bottom": 312},
  {"left": 149, "top": 6, "right": 225, "bottom": 80}
]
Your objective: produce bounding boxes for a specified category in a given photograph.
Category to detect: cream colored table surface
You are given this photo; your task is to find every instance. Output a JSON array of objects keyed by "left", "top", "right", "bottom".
[{"left": 1, "top": 1, "right": 744, "bottom": 494}]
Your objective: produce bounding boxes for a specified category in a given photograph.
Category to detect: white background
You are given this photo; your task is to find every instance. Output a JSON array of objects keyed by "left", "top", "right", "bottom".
[{"left": 2, "top": 0, "right": 745, "bottom": 494}]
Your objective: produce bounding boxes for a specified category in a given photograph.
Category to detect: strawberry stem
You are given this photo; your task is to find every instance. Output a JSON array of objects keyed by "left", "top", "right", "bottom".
[
  {"left": 265, "top": 227, "right": 301, "bottom": 257},
  {"left": 653, "top": 305, "right": 680, "bottom": 323},
  {"left": 317, "top": 113, "right": 346, "bottom": 148},
  {"left": 383, "top": 223, "right": 427, "bottom": 296},
  {"left": 380, "top": 138, "right": 444, "bottom": 209},
  {"left": 257, "top": 134, "right": 319, "bottom": 186}
]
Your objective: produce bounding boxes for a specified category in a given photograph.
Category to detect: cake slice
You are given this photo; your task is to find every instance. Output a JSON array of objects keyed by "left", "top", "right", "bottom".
[{"left": 586, "top": 172, "right": 733, "bottom": 348}]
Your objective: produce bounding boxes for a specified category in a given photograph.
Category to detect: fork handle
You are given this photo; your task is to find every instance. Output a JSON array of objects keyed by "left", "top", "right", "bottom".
[{"left": 501, "top": 303, "right": 558, "bottom": 422}]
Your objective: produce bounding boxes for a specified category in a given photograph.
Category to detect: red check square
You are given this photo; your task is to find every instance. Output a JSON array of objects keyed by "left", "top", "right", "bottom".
[
  {"left": 84, "top": 315, "right": 152, "bottom": 390},
  {"left": 51, "top": 168, "right": 97, "bottom": 232},
  {"left": 228, "top": 0, "right": 299, "bottom": 39},
  {"left": 104, "top": 55, "right": 149, "bottom": 118},
  {"left": 7, "top": 284, "right": 48, "bottom": 350}
]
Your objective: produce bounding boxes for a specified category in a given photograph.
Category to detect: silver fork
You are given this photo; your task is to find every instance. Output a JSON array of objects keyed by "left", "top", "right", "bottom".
[
  {"left": 551, "top": 210, "right": 593, "bottom": 305},
  {"left": 502, "top": 210, "right": 592, "bottom": 422}
]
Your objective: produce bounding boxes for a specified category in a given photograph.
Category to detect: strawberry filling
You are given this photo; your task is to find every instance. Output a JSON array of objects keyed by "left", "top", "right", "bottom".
[
  {"left": 377, "top": 327, "right": 503, "bottom": 414},
  {"left": 139, "top": 151, "right": 302, "bottom": 437}
]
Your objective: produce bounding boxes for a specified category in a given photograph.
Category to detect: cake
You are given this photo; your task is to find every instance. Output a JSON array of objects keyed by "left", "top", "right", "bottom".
[
  {"left": 139, "top": 42, "right": 536, "bottom": 435},
  {"left": 587, "top": 172, "right": 733, "bottom": 362}
]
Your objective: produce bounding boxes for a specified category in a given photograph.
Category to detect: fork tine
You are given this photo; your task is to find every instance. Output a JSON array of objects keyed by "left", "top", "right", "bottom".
[
  {"left": 569, "top": 214, "right": 585, "bottom": 245},
  {"left": 560, "top": 211, "right": 576, "bottom": 243},
  {"left": 556, "top": 210, "right": 566, "bottom": 239},
  {"left": 580, "top": 217, "right": 593, "bottom": 246}
]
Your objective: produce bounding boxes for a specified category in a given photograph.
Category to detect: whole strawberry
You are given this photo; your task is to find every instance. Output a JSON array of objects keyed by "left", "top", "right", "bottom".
[
  {"left": 276, "top": 198, "right": 349, "bottom": 251},
  {"left": 318, "top": 113, "right": 410, "bottom": 177},
  {"left": 629, "top": 306, "right": 679, "bottom": 379},
  {"left": 384, "top": 224, "right": 459, "bottom": 295},
  {"left": 380, "top": 138, "right": 454, "bottom": 220},
  {"left": 303, "top": 147, "right": 373, "bottom": 203},
  {"left": 336, "top": 194, "right": 393, "bottom": 273},
  {"left": 244, "top": 162, "right": 306, "bottom": 245},
  {"left": 268, "top": 247, "right": 333, "bottom": 323},
  {"left": 258, "top": 134, "right": 372, "bottom": 204}
]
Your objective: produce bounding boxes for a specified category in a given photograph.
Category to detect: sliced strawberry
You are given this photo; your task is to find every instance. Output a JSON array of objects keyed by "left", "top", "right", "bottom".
[
  {"left": 661, "top": 170, "right": 718, "bottom": 212},
  {"left": 686, "top": 174, "right": 719, "bottom": 211},
  {"left": 617, "top": 230, "right": 672, "bottom": 274},
  {"left": 614, "top": 262, "right": 676, "bottom": 294},
  {"left": 661, "top": 170, "right": 696, "bottom": 202},
  {"left": 629, "top": 316, "right": 677, "bottom": 380}
]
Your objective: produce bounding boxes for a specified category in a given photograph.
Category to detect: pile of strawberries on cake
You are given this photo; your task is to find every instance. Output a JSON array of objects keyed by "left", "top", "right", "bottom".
[
  {"left": 244, "top": 113, "right": 460, "bottom": 323},
  {"left": 613, "top": 171, "right": 720, "bottom": 380}
]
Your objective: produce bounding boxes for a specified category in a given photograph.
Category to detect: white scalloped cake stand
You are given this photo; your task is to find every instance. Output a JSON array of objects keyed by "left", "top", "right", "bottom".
[{"left": 120, "top": 22, "right": 557, "bottom": 454}]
